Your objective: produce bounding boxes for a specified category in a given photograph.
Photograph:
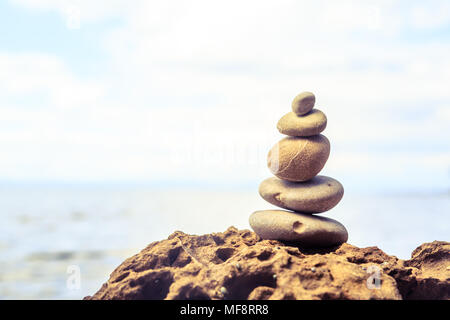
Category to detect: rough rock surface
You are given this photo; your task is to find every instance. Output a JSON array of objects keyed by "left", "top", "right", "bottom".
[{"left": 85, "top": 227, "right": 449, "bottom": 300}]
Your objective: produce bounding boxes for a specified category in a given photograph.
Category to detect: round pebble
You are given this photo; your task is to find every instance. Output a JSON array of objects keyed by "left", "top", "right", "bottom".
[
  {"left": 267, "top": 135, "right": 330, "bottom": 182},
  {"left": 259, "top": 176, "right": 344, "bottom": 213},
  {"left": 291, "top": 92, "right": 315, "bottom": 116},
  {"left": 277, "top": 110, "right": 327, "bottom": 137},
  {"left": 249, "top": 210, "right": 348, "bottom": 247}
]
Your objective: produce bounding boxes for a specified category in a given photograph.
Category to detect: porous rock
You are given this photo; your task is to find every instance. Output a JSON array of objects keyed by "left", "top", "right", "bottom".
[{"left": 85, "top": 227, "right": 449, "bottom": 300}]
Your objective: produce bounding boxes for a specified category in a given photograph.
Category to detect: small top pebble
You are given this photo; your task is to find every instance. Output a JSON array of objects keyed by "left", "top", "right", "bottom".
[{"left": 291, "top": 91, "right": 315, "bottom": 116}]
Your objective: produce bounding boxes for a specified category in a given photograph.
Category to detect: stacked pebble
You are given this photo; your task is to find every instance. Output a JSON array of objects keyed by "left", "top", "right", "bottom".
[{"left": 249, "top": 92, "right": 348, "bottom": 247}]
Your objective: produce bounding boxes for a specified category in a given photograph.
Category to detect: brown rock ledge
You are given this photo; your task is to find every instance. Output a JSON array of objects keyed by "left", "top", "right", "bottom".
[{"left": 85, "top": 227, "right": 449, "bottom": 300}]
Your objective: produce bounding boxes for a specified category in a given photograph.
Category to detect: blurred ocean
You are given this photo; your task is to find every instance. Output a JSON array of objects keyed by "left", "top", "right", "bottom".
[{"left": 1, "top": 184, "right": 448, "bottom": 299}]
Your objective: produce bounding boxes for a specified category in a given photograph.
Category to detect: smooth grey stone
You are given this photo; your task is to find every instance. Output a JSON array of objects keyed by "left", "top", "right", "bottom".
[
  {"left": 277, "top": 109, "right": 327, "bottom": 137},
  {"left": 259, "top": 176, "right": 344, "bottom": 213},
  {"left": 249, "top": 210, "right": 348, "bottom": 247},
  {"left": 291, "top": 92, "right": 315, "bottom": 116},
  {"left": 267, "top": 134, "right": 330, "bottom": 182}
]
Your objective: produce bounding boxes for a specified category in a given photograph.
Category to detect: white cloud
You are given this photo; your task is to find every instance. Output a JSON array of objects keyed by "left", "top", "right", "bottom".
[
  {"left": 9, "top": 0, "right": 138, "bottom": 22},
  {"left": 410, "top": 1, "right": 450, "bottom": 29},
  {"left": 0, "top": 52, "right": 105, "bottom": 109},
  {"left": 1, "top": 1, "right": 449, "bottom": 189}
]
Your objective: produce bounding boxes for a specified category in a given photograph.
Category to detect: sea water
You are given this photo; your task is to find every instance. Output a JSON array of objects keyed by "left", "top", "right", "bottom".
[{"left": 0, "top": 184, "right": 448, "bottom": 299}]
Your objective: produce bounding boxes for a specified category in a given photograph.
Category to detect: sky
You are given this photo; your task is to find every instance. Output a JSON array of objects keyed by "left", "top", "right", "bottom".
[{"left": 0, "top": 0, "right": 449, "bottom": 193}]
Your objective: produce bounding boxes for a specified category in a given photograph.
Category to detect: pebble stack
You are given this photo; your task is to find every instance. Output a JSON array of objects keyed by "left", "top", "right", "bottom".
[{"left": 249, "top": 92, "right": 348, "bottom": 247}]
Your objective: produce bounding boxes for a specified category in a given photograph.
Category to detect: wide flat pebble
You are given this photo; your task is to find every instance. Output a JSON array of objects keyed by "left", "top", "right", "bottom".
[
  {"left": 259, "top": 176, "right": 344, "bottom": 213},
  {"left": 277, "top": 110, "right": 327, "bottom": 137},
  {"left": 249, "top": 210, "right": 348, "bottom": 247},
  {"left": 267, "top": 135, "right": 330, "bottom": 182}
]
